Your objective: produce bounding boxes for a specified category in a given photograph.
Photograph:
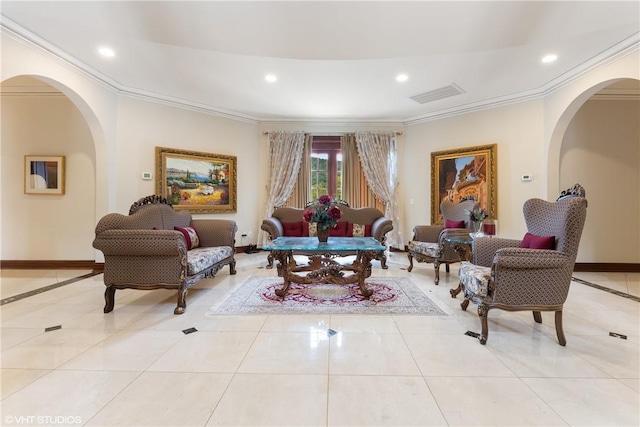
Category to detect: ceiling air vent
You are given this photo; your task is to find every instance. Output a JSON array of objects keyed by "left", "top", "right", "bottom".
[{"left": 410, "top": 83, "right": 464, "bottom": 104}]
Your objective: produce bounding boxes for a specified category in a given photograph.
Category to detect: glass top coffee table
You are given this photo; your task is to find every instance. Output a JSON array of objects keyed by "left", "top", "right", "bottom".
[{"left": 262, "top": 237, "right": 386, "bottom": 299}]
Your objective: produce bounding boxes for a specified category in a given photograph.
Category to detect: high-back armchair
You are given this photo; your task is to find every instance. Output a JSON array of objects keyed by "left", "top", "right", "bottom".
[
  {"left": 407, "top": 199, "right": 479, "bottom": 284},
  {"left": 458, "top": 196, "right": 588, "bottom": 345}
]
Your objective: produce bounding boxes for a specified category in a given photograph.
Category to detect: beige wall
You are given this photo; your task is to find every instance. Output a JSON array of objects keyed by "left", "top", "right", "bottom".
[
  {"left": 401, "top": 94, "right": 640, "bottom": 263},
  {"left": 402, "top": 101, "right": 546, "bottom": 244},
  {"left": 113, "top": 97, "right": 260, "bottom": 244},
  {"left": 561, "top": 99, "right": 640, "bottom": 263},
  {"left": 1, "top": 31, "right": 638, "bottom": 264},
  {"left": 1, "top": 90, "right": 96, "bottom": 259}
]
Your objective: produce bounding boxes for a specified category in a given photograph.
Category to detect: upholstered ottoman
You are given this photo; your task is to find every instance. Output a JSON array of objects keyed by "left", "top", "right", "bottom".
[{"left": 457, "top": 261, "right": 492, "bottom": 310}]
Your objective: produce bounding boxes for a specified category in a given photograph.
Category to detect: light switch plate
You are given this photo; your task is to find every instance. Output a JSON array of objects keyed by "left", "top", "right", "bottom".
[{"left": 141, "top": 172, "right": 153, "bottom": 180}]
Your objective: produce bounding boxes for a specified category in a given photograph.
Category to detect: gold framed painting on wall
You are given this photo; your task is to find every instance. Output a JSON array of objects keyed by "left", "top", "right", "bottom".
[
  {"left": 156, "top": 147, "right": 237, "bottom": 213},
  {"left": 24, "top": 155, "right": 65, "bottom": 195},
  {"left": 431, "top": 144, "right": 497, "bottom": 223}
]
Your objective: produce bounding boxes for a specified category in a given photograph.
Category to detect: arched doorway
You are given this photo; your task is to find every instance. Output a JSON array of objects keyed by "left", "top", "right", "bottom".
[
  {"left": 549, "top": 78, "right": 639, "bottom": 264},
  {"left": 1, "top": 75, "right": 100, "bottom": 264}
]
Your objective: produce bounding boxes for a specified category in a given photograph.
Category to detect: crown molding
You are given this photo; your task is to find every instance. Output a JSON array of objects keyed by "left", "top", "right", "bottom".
[
  {"left": 538, "top": 32, "right": 640, "bottom": 97},
  {"left": 405, "top": 32, "right": 640, "bottom": 126},
  {"left": 118, "top": 90, "right": 260, "bottom": 124},
  {"left": 590, "top": 88, "right": 640, "bottom": 101},
  {"left": 3, "top": 16, "right": 638, "bottom": 126},
  {"left": 1, "top": 16, "right": 259, "bottom": 124},
  {"left": 1, "top": 17, "right": 121, "bottom": 95},
  {"left": 0, "top": 85, "right": 64, "bottom": 97}
]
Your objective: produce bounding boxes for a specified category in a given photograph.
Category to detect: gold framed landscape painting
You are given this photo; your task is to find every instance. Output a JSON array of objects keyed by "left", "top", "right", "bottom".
[
  {"left": 431, "top": 144, "right": 497, "bottom": 223},
  {"left": 24, "top": 155, "right": 65, "bottom": 195},
  {"left": 156, "top": 147, "right": 237, "bottom": 213}
]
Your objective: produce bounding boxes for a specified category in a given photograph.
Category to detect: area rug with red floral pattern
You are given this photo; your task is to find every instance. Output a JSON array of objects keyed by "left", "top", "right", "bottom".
[{"left": 208, "top": 276, "right": 447, "bottom": 315}]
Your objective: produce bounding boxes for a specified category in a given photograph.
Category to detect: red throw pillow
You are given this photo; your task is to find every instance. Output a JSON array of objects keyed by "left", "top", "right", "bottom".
[
  {"left": 329, "top": 221, "right": 349, "bottom": 237},
  {"left": 520, "top": 232, "right": 555, "bottom": 250},
  {"left": 445, "top": 219, "right": 466, "bottom": 229},
  {"left": 301, "top": 222, "right": 310, "bottom": 237},
  {"left": 364, "top": 224, "right": 372, "bottom": 237},
  {"left": 282, "top": 221, "right": 303, "bottom": 237},
  {"left": 346, "top": 222, "right": 354, "bottom": 237},
  {"left": 174, "top": 226, "right": 200, "bottom": 250}
]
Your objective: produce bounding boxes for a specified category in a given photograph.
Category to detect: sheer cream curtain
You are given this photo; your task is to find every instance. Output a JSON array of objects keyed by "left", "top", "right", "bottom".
[
  {"left": 341, "top": 134, "right": 380, "bottom": 209},
  {"left": 286, "top": 134, "right": 313, "bottom": 207},
  {"left": 355, "top": 131, "right": 403, "bottom": 248},
  {"left": 258, "top": 131, "right": 306, "bottom": 246}
]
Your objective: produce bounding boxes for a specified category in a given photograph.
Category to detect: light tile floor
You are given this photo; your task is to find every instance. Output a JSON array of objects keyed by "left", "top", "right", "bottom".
[{"left": 1, "top": 253, "right": 638, "bottom": 426}]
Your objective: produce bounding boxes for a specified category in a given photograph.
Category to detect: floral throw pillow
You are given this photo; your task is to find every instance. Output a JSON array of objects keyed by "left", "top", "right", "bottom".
[
  {"left": 308, "top": 222, "right": 317, "bottom": 237},
  {"left": 175, "top": 226, "right": 200, "bottom": 250},
  {"left": 352, "top": 223, "right": 365, "bottom": 237}
]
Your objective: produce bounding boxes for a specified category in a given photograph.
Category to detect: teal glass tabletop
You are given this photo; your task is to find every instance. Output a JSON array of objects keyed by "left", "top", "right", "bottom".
[
  {"left": 263, "top": 237, "right": 385, "bottom": 251},
  {"left": 443, "top": 235, "right": 474, "bottom": 244}
]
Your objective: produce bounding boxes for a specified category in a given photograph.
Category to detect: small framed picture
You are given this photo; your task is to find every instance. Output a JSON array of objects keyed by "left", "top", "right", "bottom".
[{"left": 24, "top": 155, "right": 65, "bottom": 195}]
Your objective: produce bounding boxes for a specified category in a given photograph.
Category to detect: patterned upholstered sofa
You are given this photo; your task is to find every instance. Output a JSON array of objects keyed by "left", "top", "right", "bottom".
[
  {"left": 93, "top": 196, "right": 237, "bottom": 314},
  {"left": 261, "top": 205, "right": 394, "bottom": 268}
]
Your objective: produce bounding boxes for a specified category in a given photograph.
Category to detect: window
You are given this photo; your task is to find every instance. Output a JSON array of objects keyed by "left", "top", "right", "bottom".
[{"left": 311, "top": 136, "right": 342, "bottom": 200}]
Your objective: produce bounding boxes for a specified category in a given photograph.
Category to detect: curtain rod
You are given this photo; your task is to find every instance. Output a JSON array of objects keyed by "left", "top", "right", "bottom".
[{"left": 261, "top": 131, "right": 403, "bottom": 135}]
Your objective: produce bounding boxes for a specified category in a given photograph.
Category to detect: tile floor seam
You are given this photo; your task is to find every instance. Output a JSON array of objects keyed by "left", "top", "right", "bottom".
[
  {"left": 562, "top": 339, "right": 620, "bottom": 380},
  {"left": 81, "top": 369, "right": 145, "bottom": 426},
  {"left": 202, "top": 371, "right": 237, "bottom": 427},
  {"left": 233, "top": 324, "right": 265, "bottom": 377},
  {"left": 572, "top": 277, "right": 640, "bottom": 302},
  {"left": 0, "top": 272, "right": 102, "bottom": 305},
  {"left": 396, "top": 317, "right": 434, "bottom": 379},
  {"left": 419, "top": 375, "right": 451, "bottom": 426},
  {"left": 2, "top": 259, "right": 638, "bottom": 427},
  {"left": 0, "top": 367, "right": 53, "bottom": 401},
  {"left": 515, "top": 375, "right": 573, "bottom": 426},
  {"left": 615, "top": 377, "right": 640, "bottom": 393}
]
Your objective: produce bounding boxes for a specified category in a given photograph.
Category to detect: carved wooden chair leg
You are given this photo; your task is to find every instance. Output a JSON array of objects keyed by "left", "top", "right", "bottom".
[
  {"left": 266, "top": 253, "right": 275, "bottom": 269},
  {"left": 174, "top": 286, "right": 188, "bottom": 315},
  {"left": 460, "top": 295, "right": 470, "bottom": 311},
  {"left": 555, "top": 310, "right": 567, "bottom": 346},
  {"left": 433, "top": 260, "right": 441, "bottom": 285},
  {"left": 533, "top": 311, "right": 542, "bottom": 323},
  {"left": 407, "top": 252, "right": 414, "bottom": 272},
  {"left": 379, "top": 253, "right": 389, "bottom": 269},
  {"left": 229, "top": 260, "right": 237, "bottom": 275},
  {"left": 104, "top": 286, "right": 116, "bottom": 313},
  {"left": 445, "top": 263, "right": 450, "bottom": 273},
  {"left": 478, "top": 303, "right": 489, "bottom": 345}
]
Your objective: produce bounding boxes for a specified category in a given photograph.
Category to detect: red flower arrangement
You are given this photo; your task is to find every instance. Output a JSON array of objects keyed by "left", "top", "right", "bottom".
[{"left": 303, "top": 194, "right": 342, "bottom": 230}]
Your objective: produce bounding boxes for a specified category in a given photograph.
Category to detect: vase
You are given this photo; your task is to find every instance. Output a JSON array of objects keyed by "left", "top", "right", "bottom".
[
  {"left": 317, "top": 227, "right": 329, "bottom": 243},
  {"left": 470, "top": 220, "right": 484, "bottom": 238}
]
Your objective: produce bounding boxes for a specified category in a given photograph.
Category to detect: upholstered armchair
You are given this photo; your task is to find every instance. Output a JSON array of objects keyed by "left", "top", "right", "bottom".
[
  {"left": 458, "top": 196, "right": 588, "bottom": 345},
  {"left": 407, "top": 199, "right": 479, "bottom": 284}
]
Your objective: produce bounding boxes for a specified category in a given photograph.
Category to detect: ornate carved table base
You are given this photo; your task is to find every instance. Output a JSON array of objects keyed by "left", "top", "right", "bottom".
[{"left": 271, "top": 250, "right": 381, "bottom": 299}]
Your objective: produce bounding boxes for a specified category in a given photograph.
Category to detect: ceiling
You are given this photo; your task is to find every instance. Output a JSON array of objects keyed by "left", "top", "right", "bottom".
[{"left": 1, "top": 1, "right": 639, "bottom": 123}]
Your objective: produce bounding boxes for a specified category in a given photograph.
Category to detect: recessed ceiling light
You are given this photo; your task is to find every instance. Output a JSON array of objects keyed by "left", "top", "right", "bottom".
[
  {"left": 542, "top": 54, "right": 558, "bottom": 64},
  {"left": 265, "top": 74, "right": 277, "bottom": 83},
  {"left": 396, "top": 74, "right": 409, "bottom": 82},
  {"left": 98, "top": 46, "right": 115, "bottom": 58}
]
